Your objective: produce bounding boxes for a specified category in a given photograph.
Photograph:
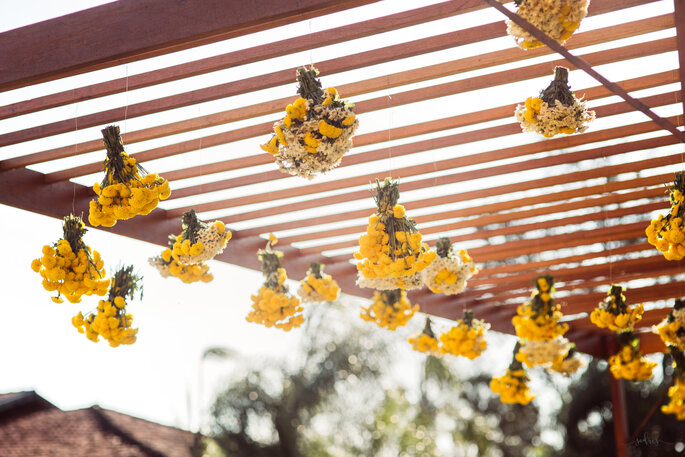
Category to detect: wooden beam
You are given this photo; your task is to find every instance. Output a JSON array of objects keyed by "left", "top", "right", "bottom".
[
  {"left": 484, "top": 0, "right": 684, "bottom": 143},
  {"left": 606, "top": 336, "right": 631, "bottom": 457},
  {"left": 158, "top": 85, "right": 678, "bottom": 201},
  {"left": 0, "top": 0, "right": 381, "bottom": 91},
  {"left": 1, "top": 30, "right": 675, "bottom": 157},
  {"left": 0, "top": 0, "right": 497, "bottom": 120},
  {"left": 241, "top": 170, "right": 673, "bottom": 238},
  {"left": 217, "top": 122, "right": 683, "bottom": 225},
  {"left": 281, "top": 186, "right": 665, "bottom": 246},
  {"left": 0, "top": 167, "right": 333, "bottom": 281},
  {"left": 675, "top": 0, "right": 685, "bottom": 119}
]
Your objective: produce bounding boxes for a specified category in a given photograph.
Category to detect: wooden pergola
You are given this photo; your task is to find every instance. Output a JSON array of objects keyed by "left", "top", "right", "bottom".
[{"left": 1, "top": 1, "right": 683, "bottom": 453}]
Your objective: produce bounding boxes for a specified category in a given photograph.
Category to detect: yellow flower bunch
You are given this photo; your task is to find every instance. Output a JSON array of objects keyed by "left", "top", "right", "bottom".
[
  {"left": 515, "top": 67, "right": 594, "bottom": 137},
  {"left": 31, "top": 215, "right": 109, "bottom": 303},
  {"left": 171, "top": 210, "right": 231, "bottom": 265},
  {"left": 439, "top": 309, "right": 489, "bottom": 359},
  {"left": 297, "top": 262, "right": 340, "bottom": 303},
  {"left": 148, "top": 235, "right": 213, "bottom": 283},
  {"left": 590, "top": 285, "right": 644, "bottom": 332},
  {"left": 662, "top": 374, "right": 685, "bottom": 420},
  {"left": 653, "top": 299, "right": 685, "bottom": 351},
  {"left": 490, "top": 343, "right": 535, "bottom": 405},
  {"left": 608, "top": 334, "right": 656, "bottom": 381},
  {"left": 661, "top": 348, "right": 685, "bottom": 420},
  {"left": 551, "top": 345, "right": 584, "bottom": 376},
  {"left": 355, "top": 178, "right": 436, "bottom": 290},
  {"left": 408, "top": 318, "right": 440, "bottom": 356},
  {"left": 261, "top": 66, "right": 358, "bottom": 179},
  {"left": 646, "top": 173, "right": 685, "bottom": 260},
  {"left": 88, "top": 125, "right": 170, "bottom": 227},
  {"left": 512, "top": 275, "right": 568, "bottom": 341},
  {"left": 421, "top": 237, "right": 478, "bottom": 295},
  {"left": 72, "top": 265, "right": 141, "bottom": 347},
  {"left": 506, "top": 0, "right": 588, "bottom": 49},
  {"left": 516, "top": 336, "right": 571, "bottom": 367},
  {"left": 360, "top": 289, "right": 418, "bottom": 331},
  {"left": 246, "top": 241, "right": 304, "bottom": 331}
]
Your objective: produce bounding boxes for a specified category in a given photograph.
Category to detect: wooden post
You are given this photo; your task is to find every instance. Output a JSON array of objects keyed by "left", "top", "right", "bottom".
[
  {"left": 607, "top": 336, "right": 631, "bottom": 457},
  {"left": 675, "top": 0, "right": 685, "bottom": 117}
]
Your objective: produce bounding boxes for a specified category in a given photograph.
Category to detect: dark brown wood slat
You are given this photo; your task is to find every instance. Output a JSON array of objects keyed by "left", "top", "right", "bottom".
[
  {"left": 298, "top": 199, "right": 663, "bottom": 255},
  {"left": 24, "top": 14, "right": 674, "bottom": 183},
  {"left": 280, "top": 185, "right": 665, "bottom": 245},
  {"left": 206, "top": 117, "right": 683, "bottom": 223},
  {"left": 241, "top": 168, "right": 674, "bottom": 238},
  {"left": 485, "top": 0, "right": 685, "bottom": 142},
  {"left": 1, "top": 28, "right": 675, "bottom": 164},
  {"left": 0, "top": 0, "right": 498, "bottom": 120},
  {"left": 0, "top": 0, "right": 382, "bottom": 92},
  {"left": 160, "top": 87, "right": 679, "bottom": 201}
]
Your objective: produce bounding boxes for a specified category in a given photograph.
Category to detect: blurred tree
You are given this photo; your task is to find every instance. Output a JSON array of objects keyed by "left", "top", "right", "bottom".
[
  {"left": 207, "top": 303, "right": 554, "bottom": 457},
  {"left": 557, "top": 358, "right": 684, "bottom": 457}
]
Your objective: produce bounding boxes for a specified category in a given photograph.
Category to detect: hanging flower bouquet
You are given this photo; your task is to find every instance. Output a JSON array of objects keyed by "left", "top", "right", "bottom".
[
  {"left": 490, "top": 342, "right": 535, "bottom": 405},
  {"left": 297, "top": 262, "right": 340, "bottom": 303},
  {"left": 421, "top": 237, "right": 478, "bottom": 295},
  {"left": 512, "top": 275, "right": 568, "bottom": 341},
  {"left": 654, "top": 299, "right": 685, "bottom": 351},
  {"left": 171, "top": 210, "right": 231, "bottom": 265},
  {"left": 88, "top": 125, "right": 170, "bottom": 227},
  {"left": 408, "top": 317, "right": 441, "bottom": 356},
  {"left": 72, "top": 265, "right": 141, "bottom": 347},
  {"left": 506, "top": 0, "right": 589, "bottom": 50},
  {"left": 590, "top": 285, "right": 644, "bottom": 332},
  {"left": 439, "top": 309, "right": 489, "bottom": 360},
  {"left": 515, "top": 67, "right": 594, "bottom": 137},
  {"left": 516, "top": 336, "right": 571, "bottom": 367},
  {"left": 550, "top": 345, "right": 584, "bottom": 376},
  {"left": 646, "top": 172, "right": 685, "bottom": 260},
  {"left": 149, "top": 236, "right": 214, "bottom": 284},
  {"left": 608, "top": 332, "right": 656, "bottom": 381},
  {"left": 360, "top": 289, "right": 418, "bottom": 331},
  {"left": 662, "top": 347, "right": 685, "bottom": 420},
  {"left": 261, "top": 66, "right": 358, "bottom": 179},
  {"left": 31, "top": 215, "right": 109, "bottom": 303},
  {"left": 246, "top": 238, "right": 304, "bottom": 331},
  {"left": 355, "top": 178, "right": 436, "bottom": 290}
]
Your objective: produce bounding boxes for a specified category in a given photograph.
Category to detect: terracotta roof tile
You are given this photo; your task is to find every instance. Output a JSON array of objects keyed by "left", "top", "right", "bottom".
[{"left": 0, "top": 392, "right": 197, "bottom": 457}]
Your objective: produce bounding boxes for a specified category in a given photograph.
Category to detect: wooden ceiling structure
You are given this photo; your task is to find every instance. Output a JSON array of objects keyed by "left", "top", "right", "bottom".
[{"left": 1, "top": 0, "right": 684, "bottom": 365}]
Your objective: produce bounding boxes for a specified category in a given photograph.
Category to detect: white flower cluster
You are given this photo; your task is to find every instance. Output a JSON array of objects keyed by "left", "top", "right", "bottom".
[
  {"left": 148, "top": 256, "right": 171, "bottom": 278},
  {"left": 356, "top": 270, "right": 423, "bottom": 290},
  {"left": 276, "top": 100, "right": 358, "bottom": 180},
  {"left": 518, "top": 336, "right": 571, "bottom": 367},
  {"left": 551, "top": 352, "right": 585, "bottom": 376},
  {"left": 176, "top": 224, "right": 230, "bottom": 265},
  {"left": 515, "top": 98, "right": 595, "bottom": 138},
  {"left": 421, "top": 252, "right": 478, "bottom": 295},
  {"left": 507, "top": 0, "right": 589, "bottom": 49}
]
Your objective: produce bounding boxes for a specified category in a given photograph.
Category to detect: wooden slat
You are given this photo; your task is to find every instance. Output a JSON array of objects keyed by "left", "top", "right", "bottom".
[
  {"left": 298, "top": 199, "right": 663, "bottom": 255},
  {"left": 162, "top": 68, "right": 677, "bottom": 185},
  {"left": 242, "top": 168, "right": 673, "bottom": 238},
  {"left": 215, "top": 118, "right": 683, "bottom": 224},
  {"left": 485, "top": 0, "right": 685, "bottom": 142},
  {"left": 0, "top": 0, "right": 381, "bottom": 91},
  {"left": 2, "top": 27, "right": 675, "bottom": 166},
  {"left": 280, "top": 185, "right": 665, "bottom": 245},
  {"left": 22, "top": 15, "right": 673, "bottom": 180},
  {"left": 0, "top": 0, "right": 497, "bottom": 120},
  {"left": 676, "top": 0, "right": 685, "bottom": 122}
]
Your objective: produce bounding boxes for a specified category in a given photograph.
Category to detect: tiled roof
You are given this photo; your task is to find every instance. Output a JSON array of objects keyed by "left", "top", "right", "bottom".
[{"left": 0, "top": 392, "right": 198, "bottom": 457}]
